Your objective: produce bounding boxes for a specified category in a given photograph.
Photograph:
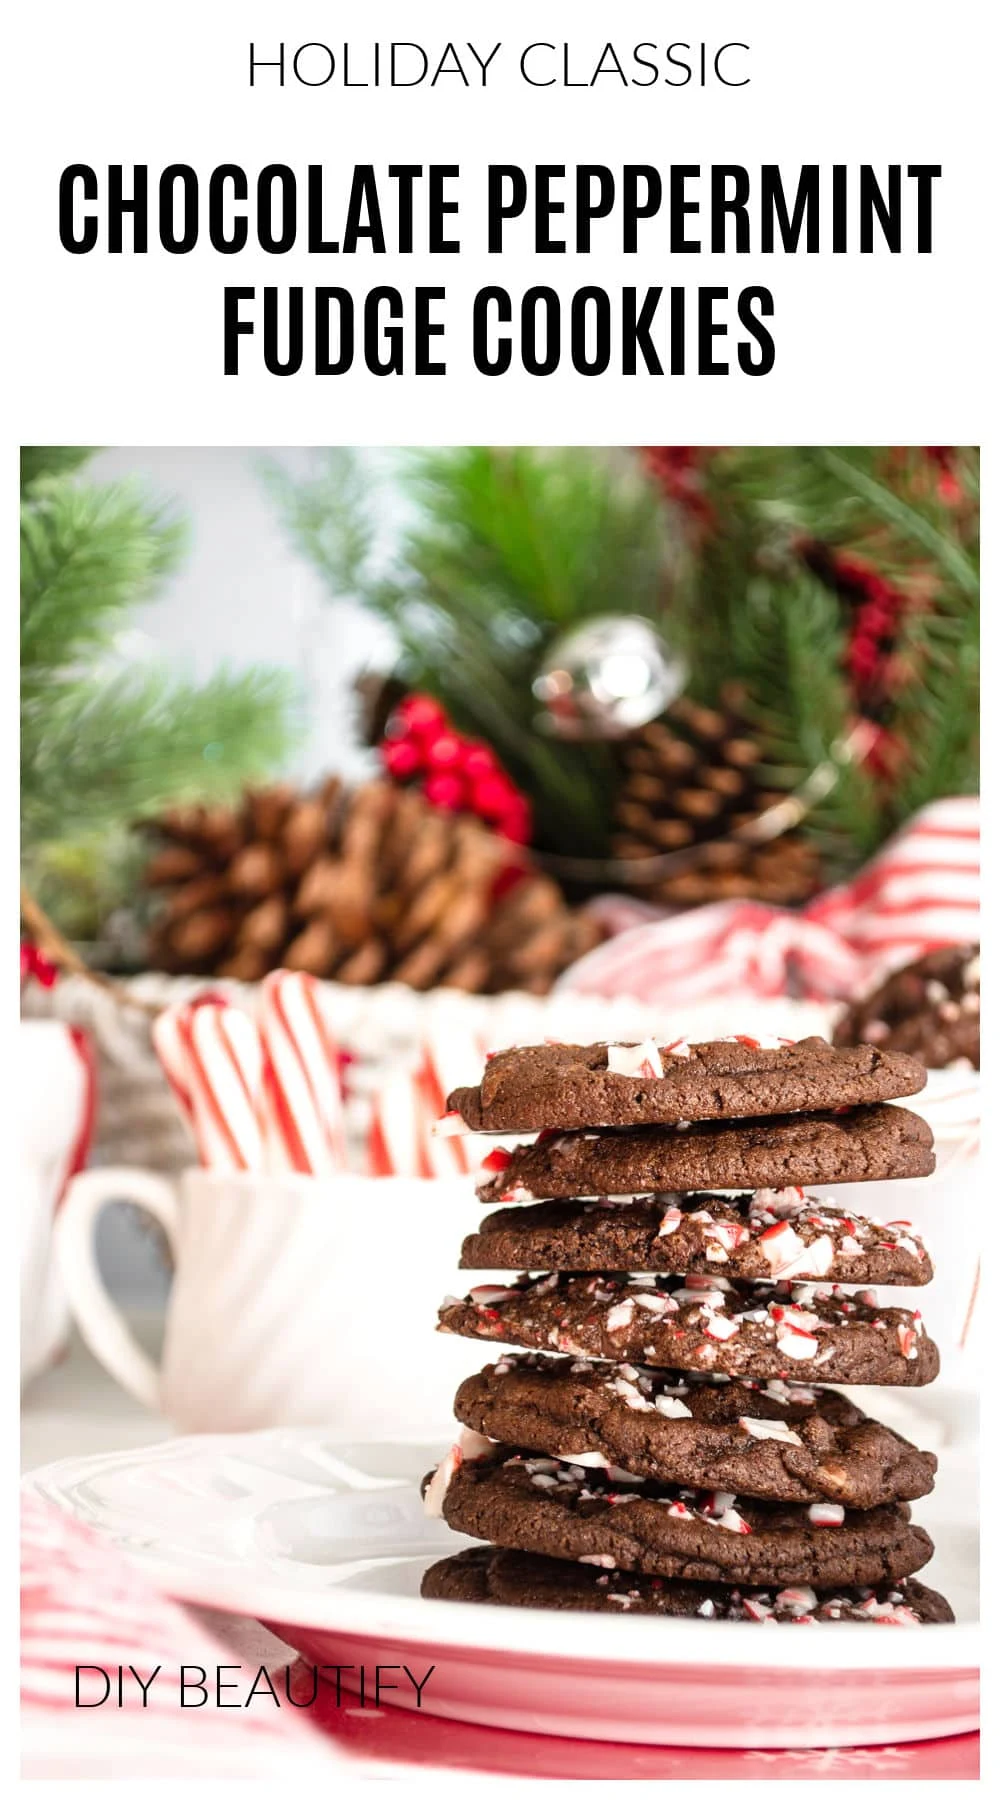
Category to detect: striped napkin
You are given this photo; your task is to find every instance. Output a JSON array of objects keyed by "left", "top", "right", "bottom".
[
  {"left": 561, "top": 798, "right": 979, "bottom": 1006},
  {"left": 20, "top": 1493, "right": 340, "bottom": 1779}
]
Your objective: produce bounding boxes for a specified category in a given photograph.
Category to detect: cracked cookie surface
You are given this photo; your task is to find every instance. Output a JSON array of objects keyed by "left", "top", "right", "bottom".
[
  {"left": 461, "top": 1192, "right": 932, "bottom": 1285},
  {"left": 474, "top": 1106, "right": 935, "bottom": 1202},
  {"left": 453, "top": 1355, "right": 938, "bottom": 1506},
  {"left": 448, "top": 1037, "right": 927, "bottom": 1133},
  {"left": 421, "top": 1545, "right": 954, "bottom": 1622},
  {"left": 439, "top": 1274, "right": 939, "bottom": 1386},
  {"left": 424, "top": 1446, "right": 932, "bottom": 1586}
]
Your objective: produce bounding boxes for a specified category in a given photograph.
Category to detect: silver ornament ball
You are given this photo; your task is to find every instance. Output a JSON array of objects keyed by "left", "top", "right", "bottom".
[{"left": 533, "top": 615, "right": 687, "bottom": 738}]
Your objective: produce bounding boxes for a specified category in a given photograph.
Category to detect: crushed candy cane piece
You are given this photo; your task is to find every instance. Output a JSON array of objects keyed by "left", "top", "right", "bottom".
[
  {"left": 479, "top": 1146, "right": 512, "bottom": 1175},
  {"left": 496, "top": 1183, "right": 534, "bottom": 1205},
  {"left": 468, "top": 1284, "right": 515, "bottom": 1306},
  {"left": 741, "top": 1596, "right": 770, "bottom": 1620},
  {"left": 654, "top": 1394, "right": 693, "bottom": 1419},
  {"left": 663, "top": 1038, "right": 692, "bottom": 1058},
  {"left": 897, "top": 1324, "right": 919, "bottom": 1359},
  {"left": 721, "top": 1034, "right": 793, "bottom": 1051},
  {"left": 776, "top": 1585, "right": 818, "bottom": 1614},
  {"left": 609, "top": 1376, "right": 655, "bottom": 1411},
  {"left": 776, "top": 1328, "right": 819, "bottom": 1360},
  {"left": 704, "top": 1313, "right": 740, "bottom": 1341},
  {"left": 423, "top": 1445, "right": 463, "bottom": 1516},
  {"left": 752, "top": 1186, "right": 807, "bottom": 1219},
  {"left": 658, "top": 1206, "right": 684, "bottom": 1238},
  {"left": 432, "top": 1109, "right": 468, "bottom": 1137},
  {"left": 807, "top": 1503, "right": 845, "bottom": 1526},
  {"left": 606, "top": 1299, "right": 637, "bottom": 1333},
  {"left": 739, "top": 1415, "right": 803, "bottom": 1445},
  {"left": 579, "top": 1554, "right": 616, "bottom": 1568},
  {"left": 606, "top": 1040, "right": 664, "bottom": 1080}
]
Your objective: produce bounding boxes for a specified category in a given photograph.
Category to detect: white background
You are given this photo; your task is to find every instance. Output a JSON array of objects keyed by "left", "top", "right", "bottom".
[
  {"left": 90, "top": 446, "right": 398, "bottom": 782},
  {"left": 8, "top": 0, "right": 994, "bottom": 444}
]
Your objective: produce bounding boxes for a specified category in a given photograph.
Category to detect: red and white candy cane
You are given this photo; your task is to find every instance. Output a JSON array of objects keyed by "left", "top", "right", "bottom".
[
  {"left": 368, "top": 1069, "right": 435, "bottom": 1179},
  {"left": 418, "top": 1023, "right": 484, "bottom": 1175},
  {"left": 258, "top": 971, "right": 347, "bottom": 1176},
  {"left": 152, "top": 994, "right": 226, "bottom": 1166},
  {"left": 152, "top": 996, "right": 264, "bottom": 1172}
]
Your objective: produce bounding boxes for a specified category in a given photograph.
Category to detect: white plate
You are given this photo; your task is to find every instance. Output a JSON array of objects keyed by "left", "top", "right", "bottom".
[{"left": 24, "top": 1420, "right": 979, "bottom": 1748}]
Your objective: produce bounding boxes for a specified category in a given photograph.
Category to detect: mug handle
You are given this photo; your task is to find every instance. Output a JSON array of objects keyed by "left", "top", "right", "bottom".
[{"left": 54, "top": 1168, "right": 180, "bottom": 1411}]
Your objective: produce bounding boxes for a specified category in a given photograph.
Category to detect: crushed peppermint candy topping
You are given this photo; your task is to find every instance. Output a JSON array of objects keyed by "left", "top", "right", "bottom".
[
  {"left": 496, "top": 1182, "right": 534, "bottom": 1205},
  {"left": 759, "top": 1221, "right": 836, "bottom": 1280},
  {"left": 579, "top": 1553, "right": 617, "bottom": 1568},
  {"left": 632, "top": 1291, "right": 678, "bottom": 1315},
  {"left": 606, "top": 1040, "right": 664, "bottom": 1079},
  {"left": 663, "top": 1038, "right": 693, "bottom": 1058},
  {"left": 720, "top": 1034, "right": 795, "bottom": 1051},
  {"left": 606, "top": 1299, "right": 637, "bottom": 1333},
  {"left": 808, "top": 1503, "right": 846, "bottom": 1526},
  {"left": 654, "top": 1393, "right": 694, "bottom": 1419},
  {"left": 739, "top": 1415, "right": 803, "bottom": 1445},
  {"left": 432, "top": 1110, "right": 468, "bottom": 1136},
  {"left": 468, "top": 1284, "right": 516, "bottom": 1307},
  {"left": 751, "top": 1186, "right": 808, "bottom": 1220},
  {"left": 776, "top": 1327, "right": 819, "bottom": 1361},
  {"left": 423, "top": 1444, "right": 463, "bottom": 1517},
  {"left": 704, "top": 1313, "right": 740, "bottom": 1341},
  {"left": 478, "top": 1146, "right": 512, "bottom": 1177},
  {"left": 608, "top": 1375, "right": 656, "bottom": 1412},
  {"left": 776, "top": 1585, "right": 818, "bottom": 1615},
  {"left": 658, "top": 1205, "right": 684, "bottom": 1238}
]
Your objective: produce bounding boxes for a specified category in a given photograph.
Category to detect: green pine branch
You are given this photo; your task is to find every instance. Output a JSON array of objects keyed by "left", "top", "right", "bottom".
[
  {"left": 270, "top": 446, "right": 678, "bottom": 857},
  {"left": 21, "top": 479, "right": 186, "bottom": 706},
  {"left": 21, "top": 453, "right": 300, "bottom": 939},
  {"left": 22, "top": 665, "right": 297, "bottom": 846}
]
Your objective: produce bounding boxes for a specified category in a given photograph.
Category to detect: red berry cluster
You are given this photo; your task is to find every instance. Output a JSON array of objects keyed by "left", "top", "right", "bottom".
[
  {"left": 830, "top": 554, "right": 907, "bottom": 698},
  {"left": 379, "top": 695, "right": 533, "bottom": 844},
  {"left": 640, "top": 447, "right": 715, "bottom": 533}
]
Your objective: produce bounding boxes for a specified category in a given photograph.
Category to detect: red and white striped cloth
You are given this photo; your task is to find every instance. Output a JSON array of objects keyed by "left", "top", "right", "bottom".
[
  {"left": 562, "top": 798, "right": 980, "bottom": 1007},
  {"left": 21, "top": 1492, "right": 340, "bottom": 1778}
]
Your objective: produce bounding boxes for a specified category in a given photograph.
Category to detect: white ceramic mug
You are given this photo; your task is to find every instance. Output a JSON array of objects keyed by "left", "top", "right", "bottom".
[
  {"left": 20, "top": 1020, "right": 96, "bottom": 1389},
  {"left": 55, "top": 1169, "right": 482, "bottom": 1436}
]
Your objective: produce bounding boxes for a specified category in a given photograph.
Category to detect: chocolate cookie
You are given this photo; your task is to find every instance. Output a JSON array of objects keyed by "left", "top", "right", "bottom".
[
  {"left": 475, "top": 1106, "right": 935, "bottom": 1202},
  {"left": 438, "top": 1274, "right": 939, "bottom": 1386},
  {"left": 834, "top": 944, "right": 980, "bottom": 1071},
  {"left": 446, "top": 1037, "right": 926, "bottom": 1133},
  {"left": 422, "top": 1545, "right": 955, "bottom": 1623},
  {"left": 461, "top": 1193, "right": 932, "bottom": 1286},
  {"left": 454, "top": 1355, "right": 938, "bottom": 1506},
  {"left": 424, "top": 1447, "right": 933, "bottom": 1588}
]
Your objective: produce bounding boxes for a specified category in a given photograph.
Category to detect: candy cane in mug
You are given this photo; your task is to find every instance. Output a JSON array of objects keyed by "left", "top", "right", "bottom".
[
  {"left": 185, "top": 1002, "right": 265, "bottom": 1173},
  {"left": 258, "top": 972, "right": 347, "bottom": 1176}
]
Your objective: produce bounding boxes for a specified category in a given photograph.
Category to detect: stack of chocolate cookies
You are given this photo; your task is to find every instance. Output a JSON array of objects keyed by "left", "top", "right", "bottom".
[{"left": 422, "top": 1035, "right": 954, "bottom": 1624}]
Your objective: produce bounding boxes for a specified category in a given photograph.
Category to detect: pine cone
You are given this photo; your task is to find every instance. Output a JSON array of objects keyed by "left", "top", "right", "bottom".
[
  {"left": 611, "top": 685, "right": 821, "bottom": 905},
  {"left": 143, "top": 780, "right": 600, "bottom": 994}
]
